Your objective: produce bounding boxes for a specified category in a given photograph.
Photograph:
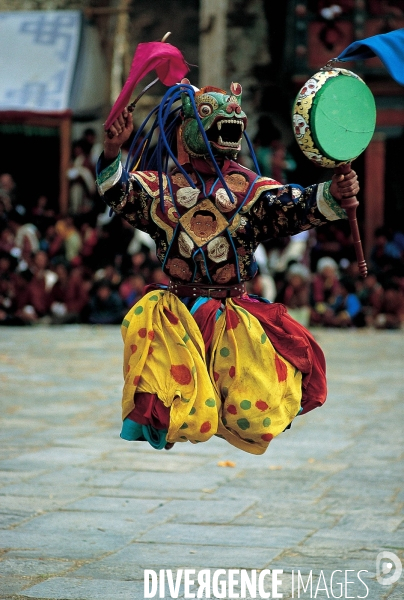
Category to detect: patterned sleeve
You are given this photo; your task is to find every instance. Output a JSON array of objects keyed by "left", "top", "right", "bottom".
[
  {"left": 95, "top": 152, "right": 157, "bottom": 235},
  {"left": 250, "top": 180, "right": 347, "bottom": 242}
]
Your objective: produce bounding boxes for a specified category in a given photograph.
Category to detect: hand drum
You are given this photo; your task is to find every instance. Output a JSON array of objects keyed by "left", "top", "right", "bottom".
[
  {"left": 292, "top": 67, "right": 376, "bottom": 276},
  {"left": 292, "top": 67, "right": 376, "bottom": 167}
]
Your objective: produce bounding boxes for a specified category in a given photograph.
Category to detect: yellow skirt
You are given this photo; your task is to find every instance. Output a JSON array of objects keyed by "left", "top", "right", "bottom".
[{"left": 121, "top": 290, "right": 302, "bottom": 455}]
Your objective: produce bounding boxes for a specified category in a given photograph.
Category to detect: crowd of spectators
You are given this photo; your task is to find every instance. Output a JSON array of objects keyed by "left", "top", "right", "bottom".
[
  {"left": 0, "top": 129, "right": 167, "bottom": 326},
  {"left": 0, "top": 132, "right": 403, "bottom": 329},
  {"left": 253, "top": 223, "right": 404, "bottom": 330}
]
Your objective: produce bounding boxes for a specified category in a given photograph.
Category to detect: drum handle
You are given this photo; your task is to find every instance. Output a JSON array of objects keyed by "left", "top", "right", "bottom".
[{"left": 334, "top": 163, "right": 368, "bottom": 278}]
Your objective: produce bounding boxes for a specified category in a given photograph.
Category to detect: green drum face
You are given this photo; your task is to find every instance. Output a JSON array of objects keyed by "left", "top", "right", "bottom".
[{"left": 292, "top": 68, "right": 376, "bottom": 167}]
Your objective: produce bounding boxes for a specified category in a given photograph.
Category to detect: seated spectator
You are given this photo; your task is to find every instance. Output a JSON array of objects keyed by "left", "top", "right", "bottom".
[
  {"left": 48, "top": 262, "right": 70, "bottom": 322},
  {"left": 40, "top": 224, "right": 64, "bottom": 260},
  {"left": 0, "top": 227, "right": 15, "bottom": 254},
  {"left": 374, "top": 281, "right": 403, "bottom": 329},
  {"left": 67, "top": 266, "right": 92, "bottom": 318},
  {"left": 150, "top": 267, "right": 169, "bottom": 287},
  {"left": 246, "top": 271, "right": 276, "bottom": 302},
  {"left": 310, "top": 222, "right": 355, "bottom": 270},
  {"left": 124, "top": 251, "right": 154, "bottom": 282},
  {"left": 79, "top": 221, "right": 99, "bottom": 269},
  {"left": 370, "top": 226, "right": 401, "bottom": 276},
  {"left": 392, "top": 229, "right": 404, "bottom": 257},
  {"left": 268, "top": 231, "right": 310, "bottom": 274},
  {"left": 279, "top": 263, "right": 311, "bottom": 326},
  {"left": 310, "top": 256, "right": 340, "bottom": 325},
  {"left": 356, "top": 271, "right": 384, "bottom": 326},
  {"left": 94, "top": 263, "right": 122, "bottom": 290},
  {"left": 55, "top": 217, "right": 82, "bottom": 264},
  {"left": 0, "top": 251, "right": 27, "bottom": 325},
  {"left": 0, "top": 173, "right": 17, "bottom": 212},
  {"left": 88, "top": 279, "right": 125, "bottom": 325},
  {"left": 67, "top": 141, "right": 96, "bottom": 214},
  {"left": 80, "top": 127, "right": 103, "bottom": 171},
  {"left": 119, "top": 273, "right": 145, "bottom": 308},
  {"left": 49, "top": 264, "right": 90, "bottom": 323},
  {"left": 30, "top": 195, "right": 56, "bottom": 237},
  {"left": 0, "top": 199, "right": 8, "bottom": 233},
  {"left": 20, "top": 251, "right": 58, "bottom": 321},
  {"left": 8, "top": 210, "right": 40, "bottom": 257},
  {"left": 325, "top": 277, "right": 365, "bottom": 328},
  {"left": 126, "top": 226, "right": 156, "bottom": 257}
]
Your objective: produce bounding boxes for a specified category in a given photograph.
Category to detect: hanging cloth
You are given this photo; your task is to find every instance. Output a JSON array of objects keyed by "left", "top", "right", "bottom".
[{"left": 337, "top": 28, "right": 404, "bottom": 86}]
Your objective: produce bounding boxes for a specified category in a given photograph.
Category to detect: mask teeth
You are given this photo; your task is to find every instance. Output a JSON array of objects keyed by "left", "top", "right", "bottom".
[
  {"left": 217, "top": 119, "right": 244, "bottom": 132},
  {"left": 217, "top": 136, "right": 240, "bottom": 148}
]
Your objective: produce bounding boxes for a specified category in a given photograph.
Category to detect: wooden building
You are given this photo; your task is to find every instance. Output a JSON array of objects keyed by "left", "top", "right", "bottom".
[{"left": 0, "top": 10, "right": 107, "bottom": 215}]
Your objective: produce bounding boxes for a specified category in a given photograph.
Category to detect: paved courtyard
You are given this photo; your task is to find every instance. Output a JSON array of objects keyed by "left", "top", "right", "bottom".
[{"left": 0, "top": 326, "right": 403, "bottom": 600}]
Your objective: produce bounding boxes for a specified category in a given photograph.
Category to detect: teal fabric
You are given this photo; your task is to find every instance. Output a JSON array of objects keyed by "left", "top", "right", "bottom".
[
  {"left": 190, "top": 297, "right": 210, "bottom": 315},
  {"left": 120, "top": 418, "right": 167, "bottom": 450},
  {"left": 190, "top": 297, "right": 223, "bottom": 321}
]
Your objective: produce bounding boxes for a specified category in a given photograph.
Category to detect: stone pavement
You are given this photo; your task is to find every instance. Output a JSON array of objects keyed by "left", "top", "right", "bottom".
[{"left": 0, "top": 326, "right": 403, "bottom": 600}]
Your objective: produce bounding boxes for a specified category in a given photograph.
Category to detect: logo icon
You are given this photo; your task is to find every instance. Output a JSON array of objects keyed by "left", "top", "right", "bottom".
[{"left": 376, "top": 551, "right": 402, "bottom": 586}]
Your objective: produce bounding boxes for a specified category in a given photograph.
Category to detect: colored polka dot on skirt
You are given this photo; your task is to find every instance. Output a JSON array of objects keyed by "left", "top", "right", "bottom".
[
  {"left": 170, "top": 364, "right": 192, "bottom": 385},
  {"left": 240, "top": 400, "right": 251, "bottom": 410},
  {"left": 200, "top": 421, "right": 211, "bottom": 434},
  {"left": 134, "top": 306, "right": 143, "bottom": 315},
  {"left": 275, "top": 354, "right": 287, "bottom": 382},
  {"left": 237, "top": 418, "right": 250, "bottom": 430}
]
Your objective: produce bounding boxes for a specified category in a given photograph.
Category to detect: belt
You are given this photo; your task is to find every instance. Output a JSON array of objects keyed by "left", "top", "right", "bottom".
[{"left": 168, "top": 281, "right": 246, "bottom": 299}]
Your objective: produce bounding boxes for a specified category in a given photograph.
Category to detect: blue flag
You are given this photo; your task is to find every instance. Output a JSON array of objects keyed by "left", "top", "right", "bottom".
[{"left": 337, "top": 28, "right": 404, "bottom": 86}]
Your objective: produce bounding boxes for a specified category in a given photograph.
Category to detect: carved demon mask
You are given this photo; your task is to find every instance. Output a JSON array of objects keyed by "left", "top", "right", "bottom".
[{"left": 180, "top": 82, "right": 247, "bottom": 159}]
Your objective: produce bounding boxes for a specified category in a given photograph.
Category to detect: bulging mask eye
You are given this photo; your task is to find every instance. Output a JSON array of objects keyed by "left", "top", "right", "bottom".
[{"left": 199, "top": 103, "right": 213, "bottom": 117}]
